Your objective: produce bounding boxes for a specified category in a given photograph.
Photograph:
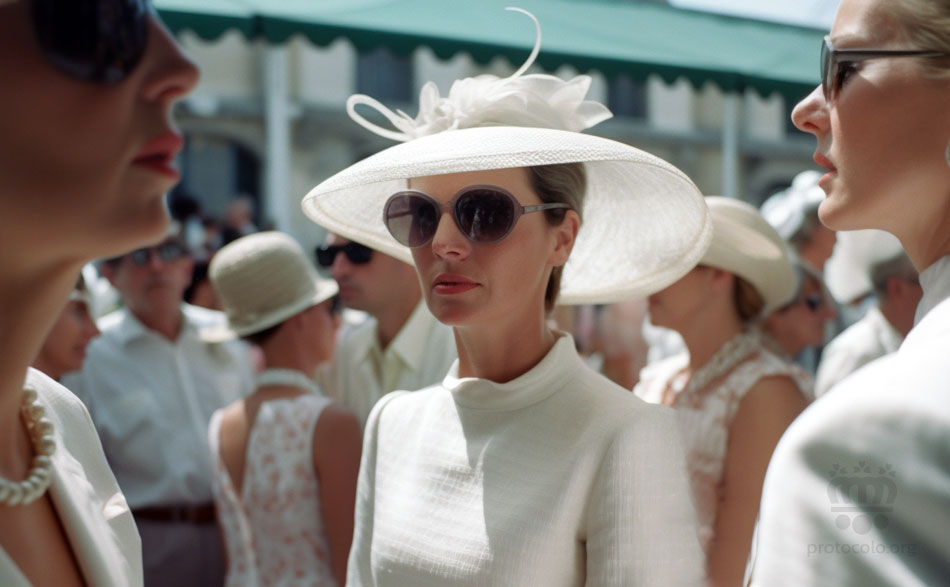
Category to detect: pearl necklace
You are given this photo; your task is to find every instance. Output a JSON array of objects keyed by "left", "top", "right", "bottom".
[
  {"left": 0, "top": 385, "right": 56, "bottom": 506},
  {"left": 255, "top": 368, "right": 321, "bottom": 396}
]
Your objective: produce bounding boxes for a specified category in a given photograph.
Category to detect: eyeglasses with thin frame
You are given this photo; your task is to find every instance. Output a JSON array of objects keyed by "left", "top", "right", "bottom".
[
  {"left": 383, "top": 185, "right": 571, "bottom": 248},
  {"left": 821, "top": 35, "right": 948, "bottom": 100},
  {"left": 315, "top": 242, "right": 374, "bottom": 268},
  {"left": 127, "top": 241, "right": 186, "bottom": 267}
]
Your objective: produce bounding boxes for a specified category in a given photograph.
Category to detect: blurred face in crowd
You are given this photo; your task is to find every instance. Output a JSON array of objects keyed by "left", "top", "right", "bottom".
[
  {"left": 301, "top": 299, "right": 340, "bottom": 365},
  {"left": 324, "top": 233, "right": 419, "bottom": 318},
  {"left": 647, "top": 266, "right": 717, "bottom": 332},
  {"left": 791, "top": 0, "right": 950, "bottom": 247},
  {"left": 34, "top": 296, "right": 100, "bottom": 380},
  {"left": 0, "top": 1, "right": 199, "bottom": 262},
  {"left": 105, "top": 240, "right": 194, "bottom": 321},
  {"left": 765, "top": 273, "right": 836, "bottom": 356}
]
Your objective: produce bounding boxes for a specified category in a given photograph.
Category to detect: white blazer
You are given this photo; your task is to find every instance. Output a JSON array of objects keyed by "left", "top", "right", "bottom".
[{"left": 0, "top": 369, "right": 142, "bottom": 587}]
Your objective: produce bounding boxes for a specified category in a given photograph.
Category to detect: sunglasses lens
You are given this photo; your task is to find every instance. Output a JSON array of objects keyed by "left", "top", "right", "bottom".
[
  {"left": 158, "top": 242, "right": 185, "bottom": 262},
  {"left": 128, "top": 248, "right": 150, "bottom": 266},
  {"left": 455, "top": 188, "right": 515, "bottom": 243},
  {"left": 820, "top": 38, "right": 833, "bottom": 98},
  {"left": 384, "top": 194, "right": 439, "bottom": 247},
  {"left": 315, "top": 246, "right": 335, "bottom": 268},
  {"left": 33, "top": 0, "right": 149, "bottom": 84},
  {"left": 344, "top": 243, "right": 373, "bottom": 264}
]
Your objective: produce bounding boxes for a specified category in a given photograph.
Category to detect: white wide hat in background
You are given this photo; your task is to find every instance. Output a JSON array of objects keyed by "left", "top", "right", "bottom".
[
  {"left": 700, "top": 196, "right": 798, "bottom": 315},
  {"left": 824, "top": 229, "right": 905, "bottom": 304},
  {"left": 206, "top": 231, "right": 338, "bottom": 341},
  {"left": 760, "top": 170, "right": 825, "bottom": 242},
  {"left": 301, "top": 9, "right": 712, "bottom": 305}
]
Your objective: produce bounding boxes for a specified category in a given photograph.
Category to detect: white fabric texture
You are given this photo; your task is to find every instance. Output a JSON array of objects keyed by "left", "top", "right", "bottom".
[
  {"left": 326, "top": 301, "right": 456, "bottom": 429},
  {"left": 751, "top": 255, "right": 950, "bottom": 586},
  {"left": 635, "top": 348, "right": 812, "bottom": 554},
  {"left": 814, "top": 306, "right": 903, "bottom": 396},
  {"left": 347, "top": 334, "right": 704, "bottom": 586},
  {"left": 62, "top": 304, "right": 254, "bottom": 508},
  {"left": 0, "top": 369, "right": 142, "bottom": 587},
  {"left": 208, "top": 395, "right": 337, "bottom": 587}
]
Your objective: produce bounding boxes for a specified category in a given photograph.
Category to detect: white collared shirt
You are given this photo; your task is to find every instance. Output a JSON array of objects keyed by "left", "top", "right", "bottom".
[
  {"left": 326, "top": 301, "right": 456, "bottom": 429},
  {"left": 814, "top": 306, "right": 903, "bottom": 396},
  {"left": 61, "top": 304, "right": 254, "bottom": 508}
]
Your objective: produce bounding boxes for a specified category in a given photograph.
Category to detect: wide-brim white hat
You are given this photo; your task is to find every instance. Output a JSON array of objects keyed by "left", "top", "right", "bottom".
[
  {"left": 301, "top": 9, "right": 712, "bottom": 304},
  {"left": 701, "top": 196, "right": 797, "bottom": 314},
  {"left": 760, "top": 170, "right": 825, "bottom": 241},
  {"left": 302, "top": 126, "right": 711, "bottom": 304},
  {"left": 205, "top": 231, "right": 338, "bottom": 342}
]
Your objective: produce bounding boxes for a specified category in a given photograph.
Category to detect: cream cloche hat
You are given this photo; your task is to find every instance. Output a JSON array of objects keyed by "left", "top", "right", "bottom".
[
  {"left": 301, "top": 9, "right": 712, "bottom": 305},
  {"left": 700, "top": 197, "right": 797, "bottom": 315},
  {"left": 206, "top": 231, "right": 339, "bottom": 341}
]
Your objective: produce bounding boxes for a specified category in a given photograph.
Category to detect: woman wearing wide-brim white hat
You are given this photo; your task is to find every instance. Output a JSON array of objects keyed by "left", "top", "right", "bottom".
[
  {"left": 635, "top": 196, "right": 812, "bottom": 586},
  {"left": 207, "top": 231, "right": 360, "bottom": 586},
  {"left": 303, "top": 9, "right": 707, "bottom": 585}
]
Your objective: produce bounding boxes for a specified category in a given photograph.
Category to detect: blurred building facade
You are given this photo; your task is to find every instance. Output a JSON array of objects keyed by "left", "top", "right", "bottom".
[{"left": 172, "top": 26, "right": 816, "bottom": 252}]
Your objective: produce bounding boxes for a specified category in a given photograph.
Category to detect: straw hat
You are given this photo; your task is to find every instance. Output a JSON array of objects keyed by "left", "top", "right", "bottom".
[
  {"left": 301, "top": 9, "right": 711, "bottom": 305},
  {"left": 760, "top": 170, "right": 825, "bottom": 242},
  {"left": 206, "top": 231, "right": 338, "bottom": 341},
  {"left": 700, "top": 197, "right": 797, "bottom": 314}
]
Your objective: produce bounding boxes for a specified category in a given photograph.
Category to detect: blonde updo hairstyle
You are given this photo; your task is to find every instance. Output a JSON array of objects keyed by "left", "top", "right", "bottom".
[{"left": 889, "top": 0, "right": 950, "bottom": 79}]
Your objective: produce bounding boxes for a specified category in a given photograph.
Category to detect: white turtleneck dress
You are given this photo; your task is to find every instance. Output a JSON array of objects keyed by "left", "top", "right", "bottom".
[
  {"left": 346, "top": 334, "right": 704, "bottom": 586},
  {"left": 752, "top": 256, "right": 950, "bottom": 586}
]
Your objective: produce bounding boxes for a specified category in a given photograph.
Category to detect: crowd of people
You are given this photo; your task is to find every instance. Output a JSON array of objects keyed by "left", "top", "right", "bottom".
[{"left": 2, "top": 0, "right": 948, "bottom": 585}]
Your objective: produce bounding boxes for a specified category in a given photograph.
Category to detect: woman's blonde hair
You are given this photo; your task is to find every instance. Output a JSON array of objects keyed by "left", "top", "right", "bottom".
[
  {"left": 527, "top": 163, "right": 586, "bottom": 314},
  {"left": 890, "top": 0, "right": 950, "bottom": 78}
]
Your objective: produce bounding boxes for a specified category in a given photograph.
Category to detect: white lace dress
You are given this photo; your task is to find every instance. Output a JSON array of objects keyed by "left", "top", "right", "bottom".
[
  {"left": 635, "top": 330, "right": 813, "bottom": 553},
  {"left": 208, "top": 395, "right": 337, "bottom": 586}
]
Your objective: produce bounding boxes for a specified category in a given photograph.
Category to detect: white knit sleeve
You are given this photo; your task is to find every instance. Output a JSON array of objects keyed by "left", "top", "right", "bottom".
[{"left": 585, "top": 404, "right": 705, "bottom": 586}]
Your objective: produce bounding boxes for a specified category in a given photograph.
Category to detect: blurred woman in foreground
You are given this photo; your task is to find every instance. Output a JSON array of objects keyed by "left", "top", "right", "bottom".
[
  {"left": 753, "top": 0, "right": 950, "bottom": 583},
  {"left": 0, "top": 1, "right": 197, "bottom": 584}
]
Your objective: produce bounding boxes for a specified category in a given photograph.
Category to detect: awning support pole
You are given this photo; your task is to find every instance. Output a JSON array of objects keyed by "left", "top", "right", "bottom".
[
  {"left": 721, "top": 92, "right": 741, "bottom": 198},
  {"left": 262, "top": 44, "right": 291, "bottom": 231}
]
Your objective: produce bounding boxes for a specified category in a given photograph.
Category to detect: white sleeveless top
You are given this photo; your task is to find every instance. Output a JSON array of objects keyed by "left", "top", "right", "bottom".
[
  {"left": 636, "top": 334, "right": 813, "bottom": 553},
  {"left": 208, "top": 394, "right": 337, "bottom": 586}
]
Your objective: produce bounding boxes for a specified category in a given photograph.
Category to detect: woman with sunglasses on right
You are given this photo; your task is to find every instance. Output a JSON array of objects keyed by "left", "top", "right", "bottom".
[
  {"left": 303, "top": 11, "right": 707, "bottom": 585},
  {"left": 752, "top": 0, "right": 950, "bottom": 585},
  {"left": 0, "top": 0, "right": 197, "bottom": 585}
]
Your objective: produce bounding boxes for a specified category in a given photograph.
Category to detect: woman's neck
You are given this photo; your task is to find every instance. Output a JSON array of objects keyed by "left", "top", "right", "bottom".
[
  {"left": 678, "top": 308, "right": 745, "bottom": 373},
  {"left": 0, "top": 255, "right": 83, "bottom": 472},
  {"left": 453, "top": 310, "right": 557, "bottom": 383}
]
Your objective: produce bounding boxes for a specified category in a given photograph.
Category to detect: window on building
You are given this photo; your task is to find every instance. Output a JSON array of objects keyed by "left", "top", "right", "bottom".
[
  {"left": 607, "top": 74, "right": 647, "bottom": 119},
  {"left": 357, "top": 46, "right": 412, "bottom": 104}
]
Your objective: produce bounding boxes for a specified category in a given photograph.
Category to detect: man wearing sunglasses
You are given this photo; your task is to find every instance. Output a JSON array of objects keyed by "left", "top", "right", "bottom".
[
  {"left": 315, "top": 233, "right": 455, "bottom": 429},
  {"left": 63, "top": 228, "right": 255, "bottom": 587}
]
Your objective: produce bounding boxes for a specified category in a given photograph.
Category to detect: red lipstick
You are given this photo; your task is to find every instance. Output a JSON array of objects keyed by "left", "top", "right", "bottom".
[
  {"left": 133, "top": 131, "right": 184, "bottom": 180},
  {"left": 432, "top": 273, "right": 478, "bottom": 295}
]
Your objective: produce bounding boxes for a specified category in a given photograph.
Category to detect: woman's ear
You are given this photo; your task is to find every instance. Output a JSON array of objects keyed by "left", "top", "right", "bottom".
[{"left": 549, "top": 210, "right": 580, "bottom": 267}]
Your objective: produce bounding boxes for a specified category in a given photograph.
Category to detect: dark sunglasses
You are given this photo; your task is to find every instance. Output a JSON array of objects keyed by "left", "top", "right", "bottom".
[
  {"left": 315, "top": 242, "right": 374, "bottom": 268},
  {"left": 821, "top": 35, "right": 947, "bottom": 100},
  {"left": 23, "top": 0, "right": 151, "bottom": 84},
  {"left": 786, "top": 293, "right": 824, "bottom": 313},
  {"left": 383, "top": 185, "right": 571, "bottom": 248},
  {"left": 127, "top": 241, "right": 186, "bottom": 266}
]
